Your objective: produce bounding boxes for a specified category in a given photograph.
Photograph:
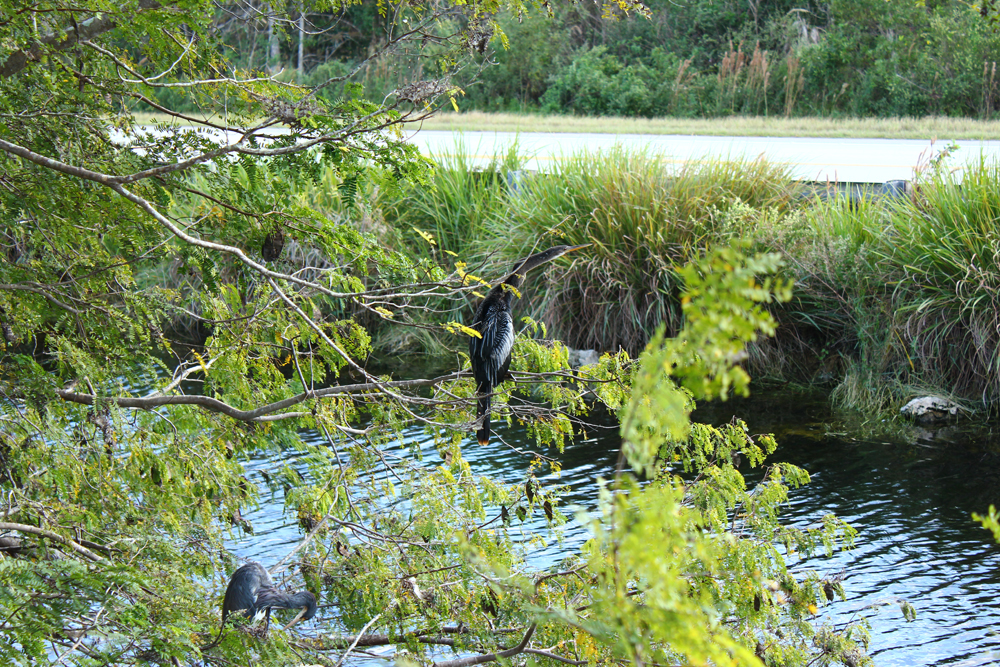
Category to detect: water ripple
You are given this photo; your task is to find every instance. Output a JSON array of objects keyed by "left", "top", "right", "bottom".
[{"left": 228, "top": 391, "right": 1000, "bottom": 665}]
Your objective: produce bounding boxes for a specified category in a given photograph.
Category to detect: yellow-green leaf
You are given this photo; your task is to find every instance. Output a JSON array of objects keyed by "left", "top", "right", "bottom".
[
  {"left": 445, "top": 321, "right": 482, "bottom": 339},
  {"left": 412, "top": 227, "right": 437, "bottom": 246}
]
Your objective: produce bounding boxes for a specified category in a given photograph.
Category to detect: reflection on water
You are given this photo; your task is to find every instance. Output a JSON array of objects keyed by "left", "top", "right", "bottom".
[{"left": 231, "top": 388, "right": 1000, "bottom": 666}]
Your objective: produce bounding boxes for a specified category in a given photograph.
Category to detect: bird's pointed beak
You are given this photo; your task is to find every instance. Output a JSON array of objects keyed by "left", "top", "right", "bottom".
[
  {"left": 564, "top": 243, "right": 590, "bottom": 253},
  {"left": 282, "top": 607, "right": 309, "bottom": 631}
]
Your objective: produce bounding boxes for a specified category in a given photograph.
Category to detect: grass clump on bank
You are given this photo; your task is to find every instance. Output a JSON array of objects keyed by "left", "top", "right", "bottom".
[
  {"left": 761, "top": 157, "right": 1000, "bottom": 412},
  {"left": 873, "top": 159, "right": 1000, "bottom": 401},
  {"left": 493, "top": 148, "right": 799, "bottom": 353}
]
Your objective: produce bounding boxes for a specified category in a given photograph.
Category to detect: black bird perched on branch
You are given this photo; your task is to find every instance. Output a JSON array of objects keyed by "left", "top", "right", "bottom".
[
  {"left": 221, "top": 562, "right": 317, "bottom": 631},
  {"left": 469, "top": 244, "right": 589, "bottom": 445}
]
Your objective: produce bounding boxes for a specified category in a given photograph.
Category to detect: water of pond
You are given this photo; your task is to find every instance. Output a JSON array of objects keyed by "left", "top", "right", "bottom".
[{"left": 230, "top": 388, "right": 1000, "bottom": 666}]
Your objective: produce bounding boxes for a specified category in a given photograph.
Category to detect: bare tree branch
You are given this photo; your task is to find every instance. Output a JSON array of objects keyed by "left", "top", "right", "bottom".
[
  {"left": 0, "top": 283, "right": 83, "bottom": 314},
  {"left": 84, "top": 39, "right": 289, "bottom": 88},
  {"left": 55, "top": 373, "right": 465, "bottom": 421},
  {"left": 535, "top": 565, "right": 588, "bottom": 593},
  {"left": 296, "top": 625, "right": 522, "bottom": 651},
  {"left": 0, "top": 522, "right": 107, "bottom": 563},
  {"left": 335, "top": 613, "right": 382, "bottom": 667},
  {"left": 522, "top": 648, "right": 588, "bottom": 665},
  {"left": 432, "top": 624, "right": 536, "bottom": 667},
  {"left": 0, "top": 0, "right": 165, "bottom": 79}
]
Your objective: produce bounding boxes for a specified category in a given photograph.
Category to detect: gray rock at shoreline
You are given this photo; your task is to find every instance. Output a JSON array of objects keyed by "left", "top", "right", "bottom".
[
  {"left": 568, "top": 348, "right": 600, "bottom": 369},
  {"left": 900, "top": 396, "right": 963, "bottom": 425}
]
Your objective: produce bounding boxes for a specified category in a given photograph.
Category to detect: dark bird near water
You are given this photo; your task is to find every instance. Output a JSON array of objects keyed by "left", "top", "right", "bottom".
[
  {"left": 221, "top": 561, "right": 317, "bottom": 631},
  {"left": 468, "top": 244, "right": 589, "bottom": 445}
]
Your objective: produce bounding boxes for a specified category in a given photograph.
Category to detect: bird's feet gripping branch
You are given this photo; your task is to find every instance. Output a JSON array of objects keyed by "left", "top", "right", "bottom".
[{"left": 468, "top": 244, "right": 590, "bottom": 446}]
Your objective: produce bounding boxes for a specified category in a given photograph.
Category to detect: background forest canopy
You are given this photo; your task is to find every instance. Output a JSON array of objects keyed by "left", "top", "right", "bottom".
[
  {"left": 0, "top": 0, "right": 922, "bottom": 666},
  {"left": 201, "top": 0, "right": 1000, "bottom": 119}
]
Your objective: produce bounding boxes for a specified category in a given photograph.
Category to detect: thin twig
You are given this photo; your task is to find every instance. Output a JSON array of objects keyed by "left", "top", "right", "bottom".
[{"left": 334, "top": 613, "right": 382, "bottom": 667}]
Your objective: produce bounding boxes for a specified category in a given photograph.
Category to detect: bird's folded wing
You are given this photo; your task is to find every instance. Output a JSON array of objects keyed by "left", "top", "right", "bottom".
[{"left": 474, "top": 310, "right": 513, "bottom": 386}]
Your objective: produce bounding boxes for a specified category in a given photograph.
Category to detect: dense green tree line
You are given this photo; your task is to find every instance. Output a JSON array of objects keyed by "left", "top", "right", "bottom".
[
  {"left": 475, "top": 0, "right": 1000, "bottom": 118},
  {"left": 221, "top": 0, "right": 1000, "bottom": 118},
  {"left": 461, "top": 0, "right": 1000, "bottom": 117}
]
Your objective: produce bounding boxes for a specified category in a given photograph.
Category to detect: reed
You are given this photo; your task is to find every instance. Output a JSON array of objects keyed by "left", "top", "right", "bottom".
[
  {"left": 984, "top": 60, "right": 997, "bottom": 120},
  {"left": 874, "top": 158, "right": 1000, "bottom": 398},
  {"left": 784, "top": 55, "right": 804, "bottom": 118},
  {"left": 383, "top": 139, "right": 522, "bottom": 259}
]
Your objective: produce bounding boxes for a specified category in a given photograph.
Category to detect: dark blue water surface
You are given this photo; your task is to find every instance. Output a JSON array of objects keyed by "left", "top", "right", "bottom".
[
  {"left": 231, "top": 387, "right": 1000, "bottom": 666},
  {"left": 695, "top": 392, "right": 1000, "bottom": 667}
]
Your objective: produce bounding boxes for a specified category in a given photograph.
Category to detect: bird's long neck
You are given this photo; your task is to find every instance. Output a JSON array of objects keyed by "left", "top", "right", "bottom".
[
  {"left": 502, "top": 271, "right": 526, "bottom": 290},
  {"left": 493, "top": 245, "right": 584, "bottom": 300},
  {"left": 282, "top": 591, "right": 318, "bottom": 619},
  {"left": 504, "top": 247, "right": 565, "bottom": 287}
]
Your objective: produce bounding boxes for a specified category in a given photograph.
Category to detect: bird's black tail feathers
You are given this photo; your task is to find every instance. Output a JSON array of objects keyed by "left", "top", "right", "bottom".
[{"left": 476, "top": 384, "right": 491, "bottom": 445}]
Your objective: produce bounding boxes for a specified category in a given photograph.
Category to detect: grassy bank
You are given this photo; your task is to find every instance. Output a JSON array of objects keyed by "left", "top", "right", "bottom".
[
  {"left": 159, "top": 138, "right": 1000, "bottom": 416},
  {"left": 134, "top": 110, "right": 1000, "bottom": 140},
  {"left": 419, "top": 112, "right": 1000, "bottom": 140},
  {"left": 356, "top": 144, "right": 1000, "bottom": 416}
]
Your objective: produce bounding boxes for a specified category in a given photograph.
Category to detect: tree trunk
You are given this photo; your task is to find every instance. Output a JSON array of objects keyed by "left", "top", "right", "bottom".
[
  {"left": 267, "top": 4, "right": 280, "bottom": 72},
  {"left": 297, "top": 10, "right": 304, "bottom": 74}
]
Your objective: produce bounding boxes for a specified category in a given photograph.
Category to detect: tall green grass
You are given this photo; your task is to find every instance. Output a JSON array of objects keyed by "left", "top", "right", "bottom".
[
  {"left": 759, "top": 159, "right": 1000, "bottom": 411},
  {"left": 494, "top": 147, "right": 799, "bottom": 353},
  {"left": 383, "top": 140, "right": 524, "bottom": 259},
  {"left": 749, "top": 195, "right": 889, "bottom": 385},
  {"left": 874, "top": 159, "right": 1000, "bottom": 399}
]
